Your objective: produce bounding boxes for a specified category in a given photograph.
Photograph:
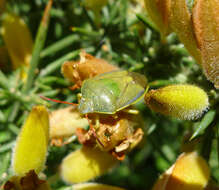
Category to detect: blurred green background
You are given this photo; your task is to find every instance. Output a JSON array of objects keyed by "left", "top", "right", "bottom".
[{"left": 0, "top": 0, "right": 218, "bottom": 189}]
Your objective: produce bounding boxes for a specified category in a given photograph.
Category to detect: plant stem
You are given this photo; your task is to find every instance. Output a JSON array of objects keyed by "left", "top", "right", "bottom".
[{"left": 22, "top": 0, "right": 53, "bottom": 94}]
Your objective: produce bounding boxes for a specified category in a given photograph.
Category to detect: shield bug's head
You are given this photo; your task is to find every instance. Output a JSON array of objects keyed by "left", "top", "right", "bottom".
[{"left": 78, "top": 97, "right": 94, "bottom": 114}]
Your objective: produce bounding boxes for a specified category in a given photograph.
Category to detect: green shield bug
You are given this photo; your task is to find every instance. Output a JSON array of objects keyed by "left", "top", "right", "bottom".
[
  {"left": 42, "top": 70, "right": 148, "bottom": 114},
  {"left": 78, "top": 70, "right": 148, "bottom": 114}
]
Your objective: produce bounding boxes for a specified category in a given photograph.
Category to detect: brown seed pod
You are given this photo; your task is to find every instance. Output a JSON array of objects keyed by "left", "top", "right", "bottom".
[
  {"left": 61, "top": 51, "right": 119, "bottom": 90},
  {"left": 76, "top": 112, "right": 144, "bottom": 160},
  {"left": 192, "top": 0, "right": 219, "bottom": 88},
  {"left": 169, "top": 0, "right": 202, "bottom": 64},
  {"left": 144, "top": 0, "right": 171, "bottom": 37}
]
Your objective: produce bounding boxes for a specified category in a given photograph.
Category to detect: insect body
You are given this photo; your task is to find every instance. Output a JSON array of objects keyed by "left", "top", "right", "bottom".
[{"left": 78, "top": 70, "right": 148, "bottom": 114}]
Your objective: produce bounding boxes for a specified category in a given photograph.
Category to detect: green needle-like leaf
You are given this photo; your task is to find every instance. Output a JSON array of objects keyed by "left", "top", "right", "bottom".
[
  {"left": 190, "top": 110, "right": 216, "bottom": 140},
  {"left": 39, "top": 50, "right": 80, "bottom": 77},
  {"left": 40, "top": 34, "right": 79, "bottom": 58}
]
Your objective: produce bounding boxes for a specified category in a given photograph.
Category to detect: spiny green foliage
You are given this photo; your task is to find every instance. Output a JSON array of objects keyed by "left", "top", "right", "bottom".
[{"left": 0, "top": 0, "right": 218, "bottom": 189}]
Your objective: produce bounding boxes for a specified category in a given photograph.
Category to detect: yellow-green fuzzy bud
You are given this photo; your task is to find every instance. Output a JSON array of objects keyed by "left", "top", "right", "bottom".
[
  {"left": 144, "top": 84, "right": 209, "bottom": 120},
  {"left": 73, "top": 183, "right": 126, "bottom": 190},
  {"left": 61, "top": 146, "right": 118, "bottom": 184},
  {"left": 12, "top": 106, "right": 49, "bottom": 176}
]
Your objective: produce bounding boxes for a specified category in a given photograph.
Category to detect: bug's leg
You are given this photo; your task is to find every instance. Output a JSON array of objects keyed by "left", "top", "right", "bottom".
[
  {"left": 95, "top": 114, "right": 100, "bottom": 129},
  {"left": 110, "top": 150, "right": 126, "bottom": 161},
  {"left": 50, "top": 138, "right": 63, "bottom": 147},
  {"left": 85, "top": 114, "right": 104, "bottom": 147},
  {"left": 63, "top": 135, "right": 77, "bottom": 145},
  {"left": 69, "top": 84, "right": 80, "bottom": 91}
]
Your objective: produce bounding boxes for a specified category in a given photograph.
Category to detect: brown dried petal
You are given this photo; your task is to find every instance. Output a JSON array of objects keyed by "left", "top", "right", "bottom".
[
  {"left": 192, "top": 0, "right": 219, "bottom": 88},
  {"left": 3, "top": 170, "right": 51, "bottom": 190},
  {"left": 144, "top": 0, "right": 171, "bottom": 37},
  {"left": 61, "top": 51, "right": 119, "bottom": 88},
  {"left": 169, "top": 0, "right": 201, "bottom": 64}
]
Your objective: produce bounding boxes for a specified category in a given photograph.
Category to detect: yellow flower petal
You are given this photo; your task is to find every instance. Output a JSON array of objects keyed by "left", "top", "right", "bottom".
[
  {"left": 152, "top": 166, "right": 174, "bottom": 190},
  {"left": 12, "top": 106, "right": 49, "bottom": 176},
  {"left": 73, "top": 183, "right": 126, "bottom": 190},
  {"left": 152, "top": 152, "right": 210, "bottom": 190},
  {"left": 144, "top": 84, "right": 209, "bottom": 120},
  {"left": 166, "top": 152, "right": 210, "bottom": 190},
  {"left": 61, "top": 146, "right": 118, "bottom": 184},
  {"left": 1, "top": 13, "right": 33, "bottom": 70}
]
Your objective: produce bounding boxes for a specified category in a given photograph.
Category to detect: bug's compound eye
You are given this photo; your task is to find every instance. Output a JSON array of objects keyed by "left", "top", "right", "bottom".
[{"left": 78, "top": 98, "right": 94, "bottom": 114}]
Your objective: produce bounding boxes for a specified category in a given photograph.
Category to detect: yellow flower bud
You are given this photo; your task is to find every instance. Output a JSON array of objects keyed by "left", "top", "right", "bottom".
[
  {"left": 49, "top": 106, "right": 88, "bottom": 139},
  {"left": 12, "top": 106, "right": 49, "bottom": 176},
  {"left": 144, "top": 84, "right": 209, "bottom": 120},
  {"left": 73, "top": 183, "right": 126, "bottom": 190},
  {"left": 152, "top": 152, "right": 210, "bottom": 190},
  {"left": 61, "top": 146, "right": 118, "bottom": 184},
  {"left": 1, "top": 13, "right": 33, "bottom": 70}
]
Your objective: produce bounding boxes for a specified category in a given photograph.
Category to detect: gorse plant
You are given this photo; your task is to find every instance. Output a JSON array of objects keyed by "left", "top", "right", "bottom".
[{"left": 0, "top": 0, "right": 218, "bottom": 190}]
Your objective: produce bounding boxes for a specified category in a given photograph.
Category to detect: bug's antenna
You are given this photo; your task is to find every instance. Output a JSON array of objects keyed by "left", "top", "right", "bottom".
[{"left": 40, "top": 95, "right": 78, "bottom": 106}]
